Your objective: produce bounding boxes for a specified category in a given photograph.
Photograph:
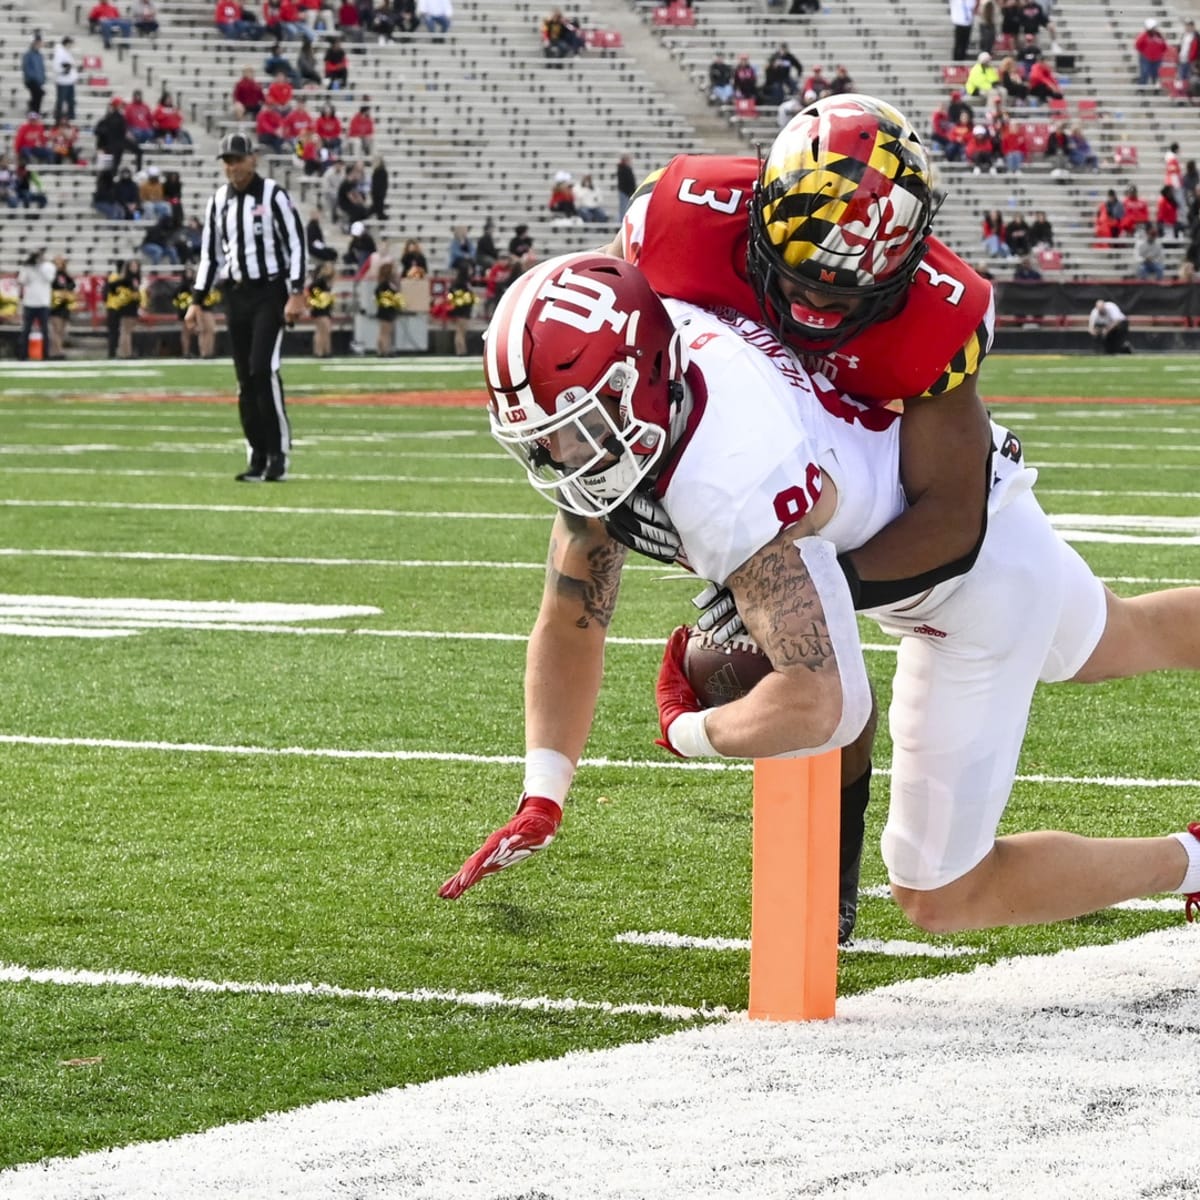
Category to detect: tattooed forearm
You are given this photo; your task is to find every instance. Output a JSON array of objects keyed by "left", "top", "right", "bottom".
[
  {"left": 731, "top": 536, "right": 834, "bottom": 671},
  {"left": 546, "top": 526, "right": 627, "bottom": 629}
]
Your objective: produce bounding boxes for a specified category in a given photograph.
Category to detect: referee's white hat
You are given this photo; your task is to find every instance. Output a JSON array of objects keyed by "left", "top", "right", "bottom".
[{"left": 218, "top": 132, "right": 255, "bottom": 160}]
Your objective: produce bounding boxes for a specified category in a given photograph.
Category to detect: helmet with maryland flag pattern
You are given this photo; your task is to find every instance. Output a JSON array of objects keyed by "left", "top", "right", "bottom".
[
  {"left": 747, "top": 93, "right": 940, "bottom": 350},
  {"left": 483, "top": 252, "right": 688, "bottom": 517}
]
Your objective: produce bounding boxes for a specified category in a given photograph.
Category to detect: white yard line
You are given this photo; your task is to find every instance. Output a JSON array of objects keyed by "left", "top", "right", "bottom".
[
  {"left": 613, "top": 930, "right": 983, "bottom": 958},
  {"left": 2, "top": 927, "right": 1196, "bottom": 1200}
]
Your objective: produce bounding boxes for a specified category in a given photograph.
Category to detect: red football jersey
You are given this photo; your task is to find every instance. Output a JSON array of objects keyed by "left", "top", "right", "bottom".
[{"left": 622, "top": 155, "right": 994, "bottom": 404}]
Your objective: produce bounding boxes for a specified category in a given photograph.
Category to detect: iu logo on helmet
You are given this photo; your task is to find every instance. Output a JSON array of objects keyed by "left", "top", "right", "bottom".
[{"left": 536, "top": 268, "right": 630, "bottom": 335}]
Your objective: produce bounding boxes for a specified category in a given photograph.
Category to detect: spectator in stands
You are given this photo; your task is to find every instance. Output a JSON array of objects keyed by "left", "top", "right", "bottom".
[
  {"left": 49, "top": 254, "right": 75, "bottom": 359},
  {"left": 265, "top": 68, "right": 294, "bottom": 107},
  {"left": 95, "top": 97, "right": 141, "bottom": 172},
  {"left": 1012, "top": 254, "right": 1042, "bottom": 281},
  {"left": 307, "top": 207, "right": 339, "bottom": 261},
  {"left": 298, "top": 0, "right": 335, "bottom": 32},
  {"left": 827, "top": 64, "right": 855, "bottom": 96},
  {"left": 265, "top": 41, "right": 297, "bottom": 85},
  {"left": 777, "top": 94, "right": 803, "bottom": 128},
  {"left": 92, "top": 167, "right": 123, "bottom": 218},
  {"left": 344, "top": 219, "right": 375, "bottom": 267},
  {"left": 573, "top": 173, "right": 609, "bottom": 223},
  {"left": 1000, "top": 118, "right": 1027, "bottom": 172},
  {"left": 930, "top": 99, "right": 962, "bottom": 160},
  {"left": 549, "top": 170, "right": 577, "bottom": 216},
  {"left": 139, "top": 215, "right": 179, "bottom": 265},
  {"left": 14, "top": 112, "right": 55, "bottom": 164},
  {"left": 1015, "top": 32, "right": 1041, "bottom": 76},
  {"left": 1120, "top": 185, "right": 1150, "bottom": 235},
  {"left": 1005, "top": 211, "right": 1032, "bottom": 256},
  {"left": 161, "top": 168, "right": 183, "bottom": 224},
  {"left": 215, "top": 0, "right": 257, "bottom": 38},
  {"left": 13, "top": 163, "right": 47, "bottom": 210},
  {"left": 22, "top": 33, "right": 45, "bottom": 116},
  {"left": 1015, "top": 0, "right": 1052, "bottom": 42},
  {"left": 307, "top": 262, "right": 336, "bottom": 355},
  {"left": 1184, "top": 161, "right": 1200, "bottom": 204},
  {"left": 616, "top": 153, "right": 636, "bottom": 221},
  {"left": 400, "top": 237, "right": 428, "bottom": 276},
  {"left": 370, "top": 155, "right": 388, "bottom": 218},
  {"left": 374, "top": 259, "right": 404, "bottom": 354},
  {"left": 256, "top": 103, "right": 287, "bottom": 153},
  {"left": 336, "top": 0, "right": 362, "bottom": 38},
  {"left": 1134, "top": 224, "right": 1165, "bottom": 279},
  {"left": 966, "top": 122, "right": 996, "bottom": 172},
  {"left": 90, "top": 1, "right": 133, "bottom": 48},
  {"left": 542, "top": 10, "right": 580, "bottom": 60},
  {"left": 393, "top": 0, "right": 418, "bottom": 34},
  {"left": 139, "top": 165, "right": 172, "bottom": 220},
  {"left": 966, "top": 52, "right": 998, "bottom": 96},
  {"left": 483, "top": 252, "right": 513, "bottom": 316},
  {"left": 324, "top": 36, "right": 349, "bottom": 88},
  {"left": 445, "top": 260, "right": 474, "bottom": 356},
  {"left": 294, "top": 127, "right": 324, "bottom": 173},
  {"left": 1029, "top": 209, "right": 1053, "bottom": 247},
  {"left": 0, "top": 155, "right": 15, "bottom": 208},
  {"left": 708, "top": 52, "right": 734, "bottom": 104},
  {"left": 761, "top": 46, "right": 799, "bottom": 104},
  {"left": 52, "top": 36, "right": 79, "bottom": 123},
  {"left": 732, "top": 53, "right": 758, "bottom": 100},
  {"left": 1045, "top": 119, "right": 1069, "bottom": 167},
  {"left": 417, "top": 0, "right": 452, "bottom": 37},
  {"left": 508, "top": 223, "right": 532, "bottom": 258},
  {"left": 1066, "top": 125, "right": 1098, "bottom": 170},
  {"left": 275, "top": 0, "right": 308, "bottom": 39},
  {"left": 314, "top": 102, "right": 342, "bottom": 157},
  {"left": 1164, "top": 142, "right": 1183, "bottom": 210},
  {"left": 1135, "top": 18, "right": 1167, "bottom": 87},
  {"left": 49, "top": 117, "right": 82, "bottom": 165},
  {"left": 474, "top": 220, "right": 498, "bottom": 271},
  {"left": 947, "top": 87, "right": 973, "bottom": 124},
  {"left": 1089, "top": 298, "right": 1132, "bottom": 353},
  {"left": 1026, "top": 56, "right": 1062, "bottom": 102},
  {"left": 995, "top": 56, "right": 1028, "bottom": 101},
  {"left": 336, "top": 162, "right": 371, "bottom": 223},
  {"left": 152, "top": 93, "right": 190, "bottom": 144},
  {"left": 113, "top": 166, "right": 141, "bottom": 218},
  {"left": 801, "top": 64, "right": 827, "bottom": 99},
  {"left": 132, "top": 0, "right": 160, "bottom": 37},
  {"left": 982, "top": 209, "right": 1009, "bottom": 256},
  {"left": 950, "top": 0, "right": 975, "bottom": 61},
  {"left": 447, "top": 223, "right": 475, "bottom": 270},
  {"left": 1180, "top": 20, "right": 1199, "bottom": 87},
  {"left": 294, "top": 37, "right": 321, "bottom": 83},
  {"left": 283, "top": 96, "right": 315, "bottom": 145},
  {"left": 366, "top": 0, "right": 394, "bottom": 39},
  {"left": 233, "top": 66, "right": 265, "bottom": 117},
  {"left": 103, "top": 259, "right": 141, "bottom": 359},
  {"left": 124, "top": 89, "right": 155, "bottom": 144},
  {"left": 976, "top": 0, "right": 997, "bottom": 55},
  {"left": 1157, "top": 186, "right": 1182, "bottom": 237},
  {"left": 348, "top": 103, "right": 374, "bottom": 156}
]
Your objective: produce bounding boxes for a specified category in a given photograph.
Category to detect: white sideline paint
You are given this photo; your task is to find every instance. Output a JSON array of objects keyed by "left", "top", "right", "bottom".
[
  {"left": 0, "top": 597, "right": 379, "bottom": 623},
  {"left": 3, "top": 927, "right": 1197, "bottom": 1199},
  {"left": 859, "top": 884, "right": 1183, "bottom": 913},
  {"left": 0, "top": 963, "right": 723, "bottom": 1023},
  {"left": 2, "top": 734, "right": 1198, "bottom": 794},
  {"left": 613, "top": 930, "right": 983, "bottom": 959}
]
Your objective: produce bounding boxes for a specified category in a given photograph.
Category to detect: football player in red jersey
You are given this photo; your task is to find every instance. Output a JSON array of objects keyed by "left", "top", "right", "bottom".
[{"left": 598, "top": 95, "right": 995, "bottom": 943}]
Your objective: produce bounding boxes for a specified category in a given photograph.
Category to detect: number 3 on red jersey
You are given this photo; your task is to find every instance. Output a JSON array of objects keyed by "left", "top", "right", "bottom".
[{"left": 677, "top": 178, "right": 745, "bottom": 215}]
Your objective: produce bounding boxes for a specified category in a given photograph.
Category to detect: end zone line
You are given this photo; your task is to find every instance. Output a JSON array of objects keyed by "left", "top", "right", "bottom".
[
  {"left": 613, "top": 930, "right": 982, "bottom": 959},
  {"left": 0, "top": 962, "right": 732, "bottom": 1024}
]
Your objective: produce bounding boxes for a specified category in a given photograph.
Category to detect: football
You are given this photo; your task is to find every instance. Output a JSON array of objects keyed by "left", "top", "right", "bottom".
[{"left": 682, "top": 627, "right": 775, "bottom": 706}]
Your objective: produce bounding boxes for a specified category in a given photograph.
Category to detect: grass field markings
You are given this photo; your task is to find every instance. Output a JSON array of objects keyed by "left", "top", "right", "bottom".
[
  {"left": 7, "top": 929, "right": 1199, "bottom": 1200},
  {"left": 612, "top": 930, "right": 982, "bottom": 958},
  {"left": 0, "top": 499, "right": 548, "bottom": 520},
  {"left": 16, "top": 424, "right": 480, "bottom": 442},
  {"left": 0, "top": 623, "right": 136, "bottom": 639},
  {"left": 0, "top": 735, "right": 1196, "bottom": 792},
  {"left": 315, "top": 362, "right": 484, "bottom": 373},
  {"left": 2, "top": 466, "right": 526, "bottom": 484},
  {"left": 0, "top": 962, "right": 730, "bottom": 1023},
  {"left": 0, "top": 596, "right": 380, "bottom": 622}
]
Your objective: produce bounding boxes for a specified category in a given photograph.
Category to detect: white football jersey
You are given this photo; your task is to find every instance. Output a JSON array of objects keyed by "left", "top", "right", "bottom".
[{"left": 659, "top": 300, "right": 906, "bottom": 585}]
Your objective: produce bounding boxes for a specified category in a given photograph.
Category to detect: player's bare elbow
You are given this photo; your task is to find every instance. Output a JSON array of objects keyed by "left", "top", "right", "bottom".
[{"left": 772, "top": 665, "right": 869, "bottom": 758}]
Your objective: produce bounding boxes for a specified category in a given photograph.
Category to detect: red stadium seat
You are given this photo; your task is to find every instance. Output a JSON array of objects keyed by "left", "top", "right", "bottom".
[
  {"left": 81, "top": 54, "right": 103, "bottom": 70},
  {"left": 733, "top": 96, "right": 758, "bottom": 118},
  {"left": 585, "top": 29, "right": 623, "bottom": 49},
  {"left": 1076, "top": 98, "right": 1098, "bottom": 120},
  {"left": 994, "top": 33, "right": 1015, "bottom": 54},
  {"left": 1160, "top": 63, "right": 1178, "bottom": 87},
  {"left": 1113, "top": 143, "right": 1139, "bottom": 167},
  {"left": 1036, "top": 248, "right": 1063, "bottom": 271},
  {"left": 941, "top": 64, "right": 969, "bottom": 86},
  {"left": 653, "top": 2, "right": 695, "bottom": 26},
  {"left": 1024, "top": 122, "right": 1050, "bottom": 154},
  {"left": 1047, "top": 97, "right": 1068, "bottom": 118}
]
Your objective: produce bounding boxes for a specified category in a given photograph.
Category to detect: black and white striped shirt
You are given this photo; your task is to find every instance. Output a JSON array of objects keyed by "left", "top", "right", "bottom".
[{"left": 194, "top": 173, "right": 306, "bottom": 297}]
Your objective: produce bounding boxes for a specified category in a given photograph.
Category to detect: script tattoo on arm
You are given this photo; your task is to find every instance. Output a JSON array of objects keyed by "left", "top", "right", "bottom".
[
  {"left": 729, "top": 528, "right": 834, "bottom": 673},
  {"left": 547, "top": 511, "right": 629, "bottom": 630}
]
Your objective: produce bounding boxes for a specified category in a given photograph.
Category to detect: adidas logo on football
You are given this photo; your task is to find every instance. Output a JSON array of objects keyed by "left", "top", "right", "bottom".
[{"left": 703, "top": 663, "right": 745, "bottom": 702}]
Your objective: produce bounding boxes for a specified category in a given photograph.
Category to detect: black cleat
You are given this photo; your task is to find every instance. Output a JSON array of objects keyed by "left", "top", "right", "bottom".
[
  {"left": 236, "top": 451, "right": 266, "bottom": 482},
  {"left": 263, "top": 453, "right": 288, "bottom": 482}
]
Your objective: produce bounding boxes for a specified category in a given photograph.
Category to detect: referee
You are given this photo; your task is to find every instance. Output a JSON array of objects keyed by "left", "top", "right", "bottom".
[{"left": 187, "top": 132, "right": 307, "bottom": 482}]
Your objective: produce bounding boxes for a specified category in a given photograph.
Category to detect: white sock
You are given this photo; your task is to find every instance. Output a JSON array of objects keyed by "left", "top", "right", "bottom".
[{"left": 1171, "top": 829, "right": 1200, "bottom": 893}]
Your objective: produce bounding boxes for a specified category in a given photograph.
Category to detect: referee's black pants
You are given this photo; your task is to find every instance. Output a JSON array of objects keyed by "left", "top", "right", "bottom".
[{"left": 225, "top": 278, "right": 291, "bottom": 458}]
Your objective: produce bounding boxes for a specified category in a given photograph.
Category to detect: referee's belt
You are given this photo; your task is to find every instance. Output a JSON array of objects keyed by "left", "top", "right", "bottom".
[{"left": 227, "top": 276, "right": 286, "bottom": 290}]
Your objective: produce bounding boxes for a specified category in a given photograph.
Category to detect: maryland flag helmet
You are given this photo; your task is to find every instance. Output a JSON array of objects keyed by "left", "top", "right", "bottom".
[{"left": 747, "top": 94, "right": 940, "bottom": 350}]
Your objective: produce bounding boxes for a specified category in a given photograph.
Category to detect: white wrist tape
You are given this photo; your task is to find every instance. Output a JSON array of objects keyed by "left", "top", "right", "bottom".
[
  {"left": 522, "top": 748, "right": 574, "bottom": 808},
  {"left": 667, "top": 710, "right": 722, "bottom": 758},
  {"left": 775, "top": 536, "right": 872, "bottom": 758}
]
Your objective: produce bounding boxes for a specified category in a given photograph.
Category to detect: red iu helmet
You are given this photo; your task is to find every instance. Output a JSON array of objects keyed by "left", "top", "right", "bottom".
[
  {"left": 484, "top": 252, "right": 687, "bottom": 516},
  {"left": 747, "top": 93, "right": 940, "bottom": 350}
]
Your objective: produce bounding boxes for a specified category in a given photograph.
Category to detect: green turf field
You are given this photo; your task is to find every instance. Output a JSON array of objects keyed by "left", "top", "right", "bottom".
[{"left": 0, "top": 355, "right": 1197, "bottom": 1170}]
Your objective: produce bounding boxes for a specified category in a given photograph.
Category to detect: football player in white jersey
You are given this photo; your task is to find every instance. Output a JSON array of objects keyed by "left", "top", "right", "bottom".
[{"left": 439, "top": 252, "right": 1200, "bottom": 936}]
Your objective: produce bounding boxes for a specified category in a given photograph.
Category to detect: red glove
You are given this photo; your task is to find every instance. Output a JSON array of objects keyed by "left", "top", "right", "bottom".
[
  {"left": 438, "top": 795, "right": 562, "bottom": 899},
  {"left": 655, "top": 624, "right": 703, "bottom": 757}
]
